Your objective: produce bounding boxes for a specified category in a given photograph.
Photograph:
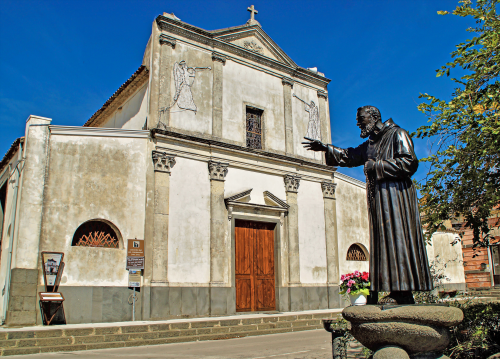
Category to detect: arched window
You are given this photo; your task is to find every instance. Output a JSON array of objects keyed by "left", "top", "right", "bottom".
[
  {"left": 72, "top": 220, "right": 120, "bottom": 248},
  {"left": 346, "top": 244, "right": 368, "bottom": 261}
]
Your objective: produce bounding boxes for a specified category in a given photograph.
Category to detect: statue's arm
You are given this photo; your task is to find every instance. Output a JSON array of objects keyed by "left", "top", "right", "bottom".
[
  {"left": 374, "top": 129, "right": 419, "bottom": 180},
  {"left": 326, "top": 143, "right": 366, "bottom": 168}
]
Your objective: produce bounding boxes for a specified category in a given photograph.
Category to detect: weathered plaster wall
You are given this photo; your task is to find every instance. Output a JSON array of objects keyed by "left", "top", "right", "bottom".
[
  {"left": 168, "top": 157, "right": 211, "bottom": 284},
  {"left": 39, "top": 134, "right": 147, "bottom": 287},
  {"left": 335, "top": 174, "right": 370, "bottom": 276},
  {"left": 222, "top": 61, "right": 285, "bottom": 152},
  {"left": 168, "top": 43, "right": 213, "bottom": 135},
  {"left": 292, "top": 84, "right": 323, "bottom": 162},
  {"left": 297, "top": 180, "right": 327, "bottom": 284},
  {"left": 101, "top": 84, "right": 148, "bottom": 130},
  {"left": 427, "top": 232, "right": 465, "bottom": 289}
]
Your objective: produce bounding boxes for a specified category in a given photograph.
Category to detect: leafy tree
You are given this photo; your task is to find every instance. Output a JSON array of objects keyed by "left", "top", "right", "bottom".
[{"left": 416, "top": 0, "right": 500, "bottom": 246}]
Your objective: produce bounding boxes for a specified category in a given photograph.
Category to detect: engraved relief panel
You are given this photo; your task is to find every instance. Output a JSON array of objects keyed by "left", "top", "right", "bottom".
[
  {"left": 229, "top": 37, "right": 279, "bottom": 61},
  {"left": 167, "top": 42, "right": 213, "bottom": 136},
  {"left": 292, "top": 83, "right": 324, "bottom": 161}
]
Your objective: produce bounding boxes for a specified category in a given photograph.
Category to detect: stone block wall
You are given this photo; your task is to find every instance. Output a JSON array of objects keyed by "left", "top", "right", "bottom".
[{"left": 6, "top": 268, "right": 38, "bottom": 326}]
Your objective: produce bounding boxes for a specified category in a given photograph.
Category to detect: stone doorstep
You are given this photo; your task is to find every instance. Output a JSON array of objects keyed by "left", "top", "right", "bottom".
[{"left": 0, "top": 324, "right": 326, "bottom": 356}]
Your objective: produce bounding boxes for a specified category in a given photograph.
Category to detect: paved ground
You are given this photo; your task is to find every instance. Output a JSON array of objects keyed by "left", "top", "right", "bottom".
[{"left": 11, "top": 329, "right": 332, "bottom": 359}]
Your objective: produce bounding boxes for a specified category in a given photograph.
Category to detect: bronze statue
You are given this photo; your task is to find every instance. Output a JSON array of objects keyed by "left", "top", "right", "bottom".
[{"left": 303, "top": 106, "right": 433, "bottom": 304}]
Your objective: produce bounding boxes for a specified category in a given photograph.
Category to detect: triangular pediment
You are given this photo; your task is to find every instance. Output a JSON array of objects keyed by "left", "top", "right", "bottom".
[{"left": 212, "top": 25, "right": 297, "bottom": 67}]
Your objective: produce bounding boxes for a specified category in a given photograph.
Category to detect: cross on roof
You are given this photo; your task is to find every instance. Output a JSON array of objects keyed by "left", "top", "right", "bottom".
[{"left": 247, "top": 5, "right": 258, "bottom": 21}]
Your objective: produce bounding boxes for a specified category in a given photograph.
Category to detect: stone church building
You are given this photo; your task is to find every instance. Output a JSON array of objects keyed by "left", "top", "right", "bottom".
[{"left": 0, "top": 9, "right": 461, "bottom": 326}]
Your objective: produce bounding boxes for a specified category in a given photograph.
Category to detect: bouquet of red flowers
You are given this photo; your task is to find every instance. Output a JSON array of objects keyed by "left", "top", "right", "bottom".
[{"left": 340, "top": 271, "right": 370, "bottom": 297}]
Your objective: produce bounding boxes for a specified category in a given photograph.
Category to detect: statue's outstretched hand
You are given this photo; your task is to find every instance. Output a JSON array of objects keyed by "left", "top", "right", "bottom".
[{"left": 302, "top": 137, "right": 328, "bottom": 152}]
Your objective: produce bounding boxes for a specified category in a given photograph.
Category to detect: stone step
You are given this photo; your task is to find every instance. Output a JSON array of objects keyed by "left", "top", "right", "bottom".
[{"left": 0, "top": 312, "right": 339, "bottom": 356}]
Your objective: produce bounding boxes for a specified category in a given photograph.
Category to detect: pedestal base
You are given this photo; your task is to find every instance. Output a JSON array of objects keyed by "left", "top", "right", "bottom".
[{"left": 342, "top": 305, "right": 463, "bottom": 356}]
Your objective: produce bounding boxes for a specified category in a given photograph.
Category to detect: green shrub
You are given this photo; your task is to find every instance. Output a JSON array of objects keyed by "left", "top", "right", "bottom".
[{"left": 446, "top": 301, "right": 500, "bottom": 358}]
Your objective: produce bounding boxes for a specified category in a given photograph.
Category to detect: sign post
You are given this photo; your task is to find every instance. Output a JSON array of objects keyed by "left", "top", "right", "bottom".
[{"left": 126, "top": 239, "right": 144, "bottom": 321}]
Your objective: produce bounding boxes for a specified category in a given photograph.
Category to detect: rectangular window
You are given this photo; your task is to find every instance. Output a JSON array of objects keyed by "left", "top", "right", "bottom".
[{"left": 246, "top": 107, "right": 263, "bottom": 149}]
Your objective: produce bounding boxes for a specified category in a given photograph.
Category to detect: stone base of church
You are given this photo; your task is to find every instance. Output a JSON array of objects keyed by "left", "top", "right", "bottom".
[
  {"left": 5, "top": 268, "right": 38, "bottom": 327},
  {"left": 13, "top": 285, "right": 348, "bottom": 325}
]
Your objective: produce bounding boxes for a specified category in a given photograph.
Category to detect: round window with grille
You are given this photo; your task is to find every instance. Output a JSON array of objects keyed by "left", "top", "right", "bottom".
[{"left": 72, "top": 220, "right": 120, "bottom": 248}]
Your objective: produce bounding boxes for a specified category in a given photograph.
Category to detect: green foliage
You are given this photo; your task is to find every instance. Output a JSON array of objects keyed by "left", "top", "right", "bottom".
[
  {"left": 413, "top": 256, "right": 455, "bottom": 304},
  {"left": 415, "top": 0, "right": 500, "bottom": 246},
  {"left": 446, "top": 301, "right": 500, "bottom": 358}
]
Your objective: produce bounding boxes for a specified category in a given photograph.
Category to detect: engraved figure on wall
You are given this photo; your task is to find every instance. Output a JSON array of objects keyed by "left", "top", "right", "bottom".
[
  {"left": 293, "top": 94, "right": 320, "bottom": 140},
  {"left": 159, "top": 60, "right": 211, "bottom": 121}
]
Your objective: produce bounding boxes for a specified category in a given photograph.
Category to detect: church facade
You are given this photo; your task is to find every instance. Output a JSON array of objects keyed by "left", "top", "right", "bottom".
[{"left": 2, "top": 10, "right": 379, "bottom": 326}]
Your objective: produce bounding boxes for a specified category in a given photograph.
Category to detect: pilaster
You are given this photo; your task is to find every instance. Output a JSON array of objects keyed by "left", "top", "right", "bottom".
[
  {"left": 282, "top": 77, "right": 294, "bottom": 155},
  {"left": 147, "top": 23, "right": 162, "bottom": 129},
  {"left": 208, "top": 160, "right": 229, "bottom": 290},
  {"left": 212, "top": 52, "right": 226, "bottom": 138},
  {"left": 157, "top": 34, "right": 176, "bottom": 129},
  {"left": 7, "top": 115, "right": 51, "bottom": 326},
  {"left": 151, "top": 151, "right": 176, "bottom": 284},
  {"left": 317, "top": 90, "right": 329, "bottom": 144},
  {"left": 322, "top": 180, "right": 340, "bottom": 306},
  {"left": 284, "top": 174, "right": 300, "bottom": 285}
]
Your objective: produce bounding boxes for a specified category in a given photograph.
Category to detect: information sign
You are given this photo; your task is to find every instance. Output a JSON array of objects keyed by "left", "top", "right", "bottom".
[
  {"left": 41, "top": 252, "right": 64, "bottom": 292},
  {"left": 126, "top": 239, "right": 145, "bottom": 269},
  {"left": 128, "top": 270, "right": 141, "bottom": 287}
]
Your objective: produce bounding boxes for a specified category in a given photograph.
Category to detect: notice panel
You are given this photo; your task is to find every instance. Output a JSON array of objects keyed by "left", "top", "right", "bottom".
[
  {"left": 128, "top": 270, "right": 141, "bottom": 287},
  {"left": 126, "top": 239, "right": 145, "bottom": 269}
]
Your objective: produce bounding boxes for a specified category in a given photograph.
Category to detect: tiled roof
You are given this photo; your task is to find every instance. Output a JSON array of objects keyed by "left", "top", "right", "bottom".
[
  {"left": 0, "top": 137, "right": 23, "bottom": 174},
  {"left": 83, "top": 65, "right": 149, "bottom": 127}
]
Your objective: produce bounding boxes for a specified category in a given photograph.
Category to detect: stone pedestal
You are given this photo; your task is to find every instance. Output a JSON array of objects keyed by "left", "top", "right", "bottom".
[{"left": 342, "top": 305, "right": 463, "bottom": 358}]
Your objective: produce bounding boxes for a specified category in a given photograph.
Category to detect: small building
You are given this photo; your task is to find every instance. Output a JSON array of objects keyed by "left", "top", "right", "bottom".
[
  {"left": 0, "top": 8, "right": 371, "bottom": 326},
  {"left": 448, "top": 212, "right": 500, "bottom": 290}
]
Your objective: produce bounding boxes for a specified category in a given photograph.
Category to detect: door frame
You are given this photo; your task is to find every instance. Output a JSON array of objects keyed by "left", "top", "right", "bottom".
[{"left": 230, "top": 213, "right": 284, "bottom": 312}]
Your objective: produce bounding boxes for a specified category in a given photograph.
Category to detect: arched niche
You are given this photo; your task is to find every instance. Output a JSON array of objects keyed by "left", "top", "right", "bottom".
[
  {"left": 346, "top": 243, "right": 369, "bottom": 261},
  {"left": 72, "top": 219, "right": 122, "bottom": 249}
]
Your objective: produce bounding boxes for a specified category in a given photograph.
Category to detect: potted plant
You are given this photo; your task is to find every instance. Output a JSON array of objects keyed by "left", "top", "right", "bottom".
[{"left": 340, "top": 271, "right": 370, "bottom": 305}]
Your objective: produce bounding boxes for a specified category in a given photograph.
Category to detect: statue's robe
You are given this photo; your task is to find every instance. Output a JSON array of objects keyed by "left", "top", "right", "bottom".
[{"left": 326, "top": 119, "right": 433, "bottom": 292}]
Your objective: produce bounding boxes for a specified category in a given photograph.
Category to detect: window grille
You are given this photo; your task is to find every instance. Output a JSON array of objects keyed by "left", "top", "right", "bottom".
[
  {"left": 246, "top": 107, "right": 263, "bottom": 149},
  {"left": 72, "top": 220, "right": 119, "bottom": 248},
  {"left": 346, "top": 244, "right": 367, "bottom": 261}
]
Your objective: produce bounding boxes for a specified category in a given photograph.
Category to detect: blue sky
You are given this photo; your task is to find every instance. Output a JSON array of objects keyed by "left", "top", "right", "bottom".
[{"left": 0, "top": 0, "right": 474, "bottom": 184}]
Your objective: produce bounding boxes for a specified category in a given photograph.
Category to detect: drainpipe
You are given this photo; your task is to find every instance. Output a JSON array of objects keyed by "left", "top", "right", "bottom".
[
  {"left": 1, "top": 154, "right": 24, "bottom": 324},
  {"left": 488, "top": 245, "right": 494, "bottom": 287}
]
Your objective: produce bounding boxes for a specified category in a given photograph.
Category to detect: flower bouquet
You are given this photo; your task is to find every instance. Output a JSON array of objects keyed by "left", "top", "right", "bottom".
[{"left": 340, "top": 271, "right": 370, "bottom": 304}]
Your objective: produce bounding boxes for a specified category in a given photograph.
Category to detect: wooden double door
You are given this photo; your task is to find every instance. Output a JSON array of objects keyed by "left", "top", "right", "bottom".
[{"left": 235, "top": 220, "right": 276, "bottom": 312}]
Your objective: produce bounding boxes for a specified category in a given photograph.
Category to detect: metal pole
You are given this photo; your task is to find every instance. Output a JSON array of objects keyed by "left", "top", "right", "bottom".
[{"left": 133, "top": 287, "right": 136, "bottom": 322}]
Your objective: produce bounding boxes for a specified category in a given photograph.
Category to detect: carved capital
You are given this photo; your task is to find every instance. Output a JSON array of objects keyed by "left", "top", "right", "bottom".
[
  {"left": 321, "top": 181, "right": 337, "bottom": 199},
  {"left": 152, "top": 151, "right": 176, "bottom": 174},
  {"left": 284, "top": 174, "right": 301, "bottom": 193},
  {"left": 282, "top": 77, "right": 294, "bottom": 88},
  {"left": 208, "top": 161, "right": 229, "bottom": 181},
  {"left": 212, "top": 51, "right": 227, "bottom": 65},
  {"left": 159, "top": 34, "right": 176, "bottom": 48},
  {"left": 317, "top": 90, "right": 328, "bottom": 100}
]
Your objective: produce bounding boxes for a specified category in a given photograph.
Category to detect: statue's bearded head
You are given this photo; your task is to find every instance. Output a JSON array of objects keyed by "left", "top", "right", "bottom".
[{"left": 357, "top": 106, "right": 381, "bottom": 138}]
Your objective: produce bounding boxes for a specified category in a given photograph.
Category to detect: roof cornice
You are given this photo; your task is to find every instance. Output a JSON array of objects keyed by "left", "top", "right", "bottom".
[
  {"left": 155, "top": 16, "right": 331, "bottom": 88},
  {"left": 151, "top": 128, "right": 336, "bottom": 174}
]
